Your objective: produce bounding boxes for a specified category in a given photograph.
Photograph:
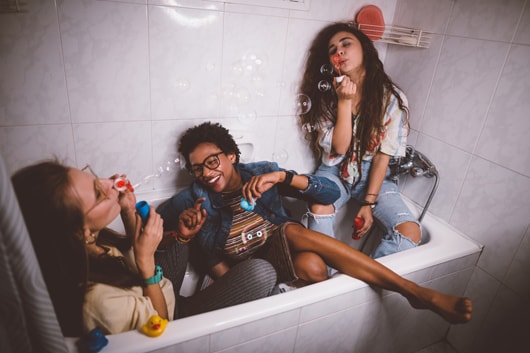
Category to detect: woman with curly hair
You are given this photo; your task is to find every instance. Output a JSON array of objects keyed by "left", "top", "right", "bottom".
[{"left": 299, "top": 22, "right": 421, "bottom": 258}]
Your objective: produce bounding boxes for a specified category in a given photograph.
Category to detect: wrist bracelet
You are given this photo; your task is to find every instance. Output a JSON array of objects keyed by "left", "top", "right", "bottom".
[
  {"left": 177, "top": 234, "right": 191, "bottom": 243},
  {"left": 144, "top": 265, "right": 163, "bottom": 286},
  {"left": 282, "top": 170, "right": 294, "bottom": 186},
  {"left": 360, "top": 200, "right": 378, "bottom": 209}
]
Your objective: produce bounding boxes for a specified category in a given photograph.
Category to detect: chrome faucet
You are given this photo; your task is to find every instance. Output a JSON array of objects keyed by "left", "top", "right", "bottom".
[{"left": 389, "top": 145, "right": 439, "bottom": 222}]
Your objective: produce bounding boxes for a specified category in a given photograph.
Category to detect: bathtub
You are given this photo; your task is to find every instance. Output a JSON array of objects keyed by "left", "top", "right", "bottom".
[{"left": 64, "top": 190, "right": 482, "bottom": 353}]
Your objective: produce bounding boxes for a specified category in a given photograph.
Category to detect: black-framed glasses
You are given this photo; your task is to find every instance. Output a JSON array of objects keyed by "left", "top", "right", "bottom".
[
  {"left": 190, "top": 152, "right": 224, "bottom": 177},
  {"left": 81, "top": 164, "right": 110, "bottom": 214}
]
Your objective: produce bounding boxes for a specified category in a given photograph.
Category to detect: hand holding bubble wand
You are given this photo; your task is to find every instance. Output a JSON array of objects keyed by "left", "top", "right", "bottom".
[{"left": 332, "top": 53, "right": 345, "bottom": 84}]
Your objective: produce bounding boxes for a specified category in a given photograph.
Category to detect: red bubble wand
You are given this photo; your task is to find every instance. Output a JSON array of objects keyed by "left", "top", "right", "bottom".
[{"left": 332, "top": 54, "right": 342, "bottom": 76}]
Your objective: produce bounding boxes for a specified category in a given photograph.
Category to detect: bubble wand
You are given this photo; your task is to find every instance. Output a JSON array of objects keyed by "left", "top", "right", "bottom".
[{"left": 332, "top": 54, "right": 344, "bottom": 84}]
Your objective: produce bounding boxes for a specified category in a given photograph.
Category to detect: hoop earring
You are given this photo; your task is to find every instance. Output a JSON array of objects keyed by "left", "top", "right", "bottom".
[{"left": 85, "top": 232, "right": 97, "bottom": 245}]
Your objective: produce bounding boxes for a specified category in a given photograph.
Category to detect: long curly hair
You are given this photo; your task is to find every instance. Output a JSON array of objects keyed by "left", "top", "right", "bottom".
[
  {"left": 12, "top": 160, "right": 143, "bottom": 336},
  {"left": 299, "top": 22, "right": 408, "bottom": 184}
]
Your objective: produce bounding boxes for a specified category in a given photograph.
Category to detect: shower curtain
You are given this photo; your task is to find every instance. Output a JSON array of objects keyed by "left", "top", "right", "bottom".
[{"left": 0, "top": 153, "right": 68, "bottom": 353}]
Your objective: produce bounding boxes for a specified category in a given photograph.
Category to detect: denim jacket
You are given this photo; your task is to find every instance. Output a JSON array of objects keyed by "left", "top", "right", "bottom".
[{"left": 157, "top": 161, "right": 339, "bottom": 268}]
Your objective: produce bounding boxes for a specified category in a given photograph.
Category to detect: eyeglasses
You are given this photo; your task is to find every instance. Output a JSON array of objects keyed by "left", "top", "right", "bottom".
[
  {"left": 81, "top": 164, "right": 110, "bottom": 214},
  {"left": 190, "top": 152, "right": 224, "bottom": 177}
]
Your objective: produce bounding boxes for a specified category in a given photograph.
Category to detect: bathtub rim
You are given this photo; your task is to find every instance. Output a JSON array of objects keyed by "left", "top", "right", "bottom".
[{"left": 64, "top": 193, "right": 482, "bottom": 353}]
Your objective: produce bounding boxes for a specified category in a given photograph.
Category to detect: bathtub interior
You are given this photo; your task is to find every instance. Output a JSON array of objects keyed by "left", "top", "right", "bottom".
[
  {"left": 108, "top": 192, "right": 427, "bottom": 297},
  {"left": 64, "top": 191, "right": 481, "bottom": 353}
]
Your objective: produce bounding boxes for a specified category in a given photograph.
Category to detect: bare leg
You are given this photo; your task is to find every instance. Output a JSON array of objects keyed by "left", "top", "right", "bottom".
[
  {"left": 396, "top": 221, "right": 421, "bottom": 243},
  {"left": 292, "top": 251, "right": 328, "bottom": 283},
  {"left": 284, "top": 223, "right": 472, "bottom": 324}
]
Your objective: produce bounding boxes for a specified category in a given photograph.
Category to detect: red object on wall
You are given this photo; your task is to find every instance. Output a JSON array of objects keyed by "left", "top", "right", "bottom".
[{"left": 355, "top": 5, "right": 385, "bottom": 41}]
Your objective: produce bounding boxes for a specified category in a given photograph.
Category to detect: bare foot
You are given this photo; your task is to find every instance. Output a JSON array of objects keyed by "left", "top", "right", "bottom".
[{"left": 406, "top": 287, "right": 472, "bottom": 324}]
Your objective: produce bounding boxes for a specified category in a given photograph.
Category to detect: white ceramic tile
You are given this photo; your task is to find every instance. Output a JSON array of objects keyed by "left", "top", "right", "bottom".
[
  {"left": 447, "top": 0, "right": 524, "bottom": 42},
  {"left": 378, "top": 291, "right": 446, "bottom": 353},
  {"left": 272, "top": 113, "right": 315, "bottom": 174},
  {"left": 298, "top": 285, "right": 376, "bottom": 323},
  {"left": 289, "top": 0, "right": 395, "bottom": 25},
  {"left": 447, "top": 267, "right": 501, "bottom": 353},
  {"left": 393, "top": 0, "right": 453, "bottom": 34},
  {"left": 401, "top": 136, "right": 472, "bottom": 221},
  {"left": 59, "top": 0, "right": 149, "bottom": 123},
  {"left": 210, "top": 308, "right": 299, "bottom": 351},
  {"left": 503, "top": 225, "right": 530, "bottom": 298},
  {"left": 475, "top": 44, "right": 530, "bottom": 177},
  {"left": 72, "top": 121, "right": 153, "bottom": 186},
  {"left": 451, "top": 157, "right": 530, "bottom": 281},
  {"left": 277, "top": 19, "right": 325, "bottom": 117},
  {"left": 421, "top": 36, "right": 509, "bottom": 152},
  {"left": 219, "top": 117, "right": 278, "bottom": 164},
  {"left": 149, "top": 6, "right": 223, "bottom": 120},
  {"left": 220, "top": 12, "right": 288, "bottom": 118},
  {"left": 224, "top": 2, "right": 289, "bottom": 17},
  {"left": 470, "top": 284, "right": 527, "bottom": 353},
  {"left": 0, "top": 0, "right": 69, "bottom": 126},
  {"left": 149, "top": 0, "right": 224, "bottom": 11},
  {"left": 384, "top": 35, "right": 443, "bottom": 132},
  {"left": 429, "top": 253, "right": 479, "bottom": 281},
  {"left": 215, "top": 326, "right": 297, "bottom": 353},
  {"left": 151, "top": 335, "right": 209, "bottom": 353},
  {"left": 150, "top": 119, "right": 198, "bottom": 191},
  {"left": 353, "top": 299, "right": 393, "bottom": 353},
  {"left": 514, "top": 1, "right": 530, "bottom": 44},
  {"left": 0, "top": 125, "right": 76, "bottom": 175},
  {"left": 294, "top": 305, "right": 364, "bottom": 353}
]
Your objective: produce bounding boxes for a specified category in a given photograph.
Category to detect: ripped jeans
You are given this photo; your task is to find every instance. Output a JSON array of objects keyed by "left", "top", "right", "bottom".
[{"left": 307, "top": 162, "right": 421, "bottom": 259}]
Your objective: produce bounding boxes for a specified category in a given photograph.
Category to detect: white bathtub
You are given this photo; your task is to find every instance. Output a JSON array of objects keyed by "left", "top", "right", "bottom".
[{"left": 64, "top": 191, "right": 482, "bottom": 353}]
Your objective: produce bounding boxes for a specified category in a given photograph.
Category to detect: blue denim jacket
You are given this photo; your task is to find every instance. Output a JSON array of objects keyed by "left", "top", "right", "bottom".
[{"left": 157, "top": 161, "right": 339, "bottom": 267}]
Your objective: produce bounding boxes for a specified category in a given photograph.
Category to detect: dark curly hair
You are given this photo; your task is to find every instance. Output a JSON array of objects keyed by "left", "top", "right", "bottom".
[
  {"left": 299, "top": 22, "right": 408, "bottom": 185},
  {"left": 179, "top": 121, "right": 241, "bottom": 171}
]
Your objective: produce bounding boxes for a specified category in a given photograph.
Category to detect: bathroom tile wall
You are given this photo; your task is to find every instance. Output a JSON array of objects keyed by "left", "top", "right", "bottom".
[
  {"left": 385, "top": 0, "right": 530, "bottom": 352},
  {"left": 2, "top": 0, "right": 529, "bottom": 352}
]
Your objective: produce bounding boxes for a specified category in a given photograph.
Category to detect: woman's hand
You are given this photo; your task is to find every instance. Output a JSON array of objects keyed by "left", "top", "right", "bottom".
[
  {"left": 242, "top": 172, "right": 281, "bottom": 202},
  {"left": 133, "top": 207, "right": 164, "bottom": 278},
  {"left": 353, "top": 206, "right": 374, "bottom": 239},
  {"left": 334, "top": 75, "right": 357, "bottom": 101},
  {"left": 176, "top": 198, "right": 207, "bottom": 240}
]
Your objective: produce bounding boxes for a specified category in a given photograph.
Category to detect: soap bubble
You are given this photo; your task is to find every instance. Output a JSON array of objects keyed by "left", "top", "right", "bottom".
[
  {"left": 175, "top": 79, "right": 190, "bottom": 91},
  {"left": 205, "top": 63, "right": 215, "bottom": 71},
  {"left": 297, "top": 94, "right": 312, "bottom": 115},
  {"left": 272, "top": 149, "right": 288, "bottom": 164},
  {"left": 238, "top": 110, "right": 257, "bottom": 123},
  {"left": 320, "top": 64, "right": 334, "bottom": 76},
  {"left": 317, "top": 80, "right": 332, "bottom": 92},
  {"left": 303, "top": 123, "right": 315, "bottom": 133},
  {"left": 133, "top": 157, "right": 182, "bottom": 190}
]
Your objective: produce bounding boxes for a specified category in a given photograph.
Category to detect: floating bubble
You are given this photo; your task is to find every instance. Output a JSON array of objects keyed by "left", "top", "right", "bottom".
[
  {"left": 133, "top": 157, "right": 181, "bottom": 190},
  {"left": 303, "top": 123, "right": 315, "bottom": 133},
  {"left": 205, "top": 63, "right": 215, "bottom": 71},
  {"left": 297, "top": 94, "right": 312, "bottom": 115},
  {"left": 175, "top": 79, "right": 190, "bottom": 91},
  {"left": 317, "top": 80, "right": 332, "bottom": 92},
  {"left": 237, "top": 110, "right": 258, "bottom": 123},
  {"left": 320, "top": 64, "right": 334, "bottom": 76},
  {"left": 272, "top": 149, "right": 288, "bottom": 164}
]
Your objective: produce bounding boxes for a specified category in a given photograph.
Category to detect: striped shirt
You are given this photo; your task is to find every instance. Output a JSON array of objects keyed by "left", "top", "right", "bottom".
[{"left": 221, "top": 191, "right": 279, "bottom": 261}]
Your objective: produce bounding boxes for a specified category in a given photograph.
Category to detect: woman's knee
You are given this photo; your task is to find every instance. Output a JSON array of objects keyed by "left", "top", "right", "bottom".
[
  {"left": 309, "top": 203, "right": 334, "bottom": 215},
  {"left": 294, "top": 252, "right": 328, "bottom": 283},
  {"left": 396, "top": 221, "right": 421, "bottom": 244}
]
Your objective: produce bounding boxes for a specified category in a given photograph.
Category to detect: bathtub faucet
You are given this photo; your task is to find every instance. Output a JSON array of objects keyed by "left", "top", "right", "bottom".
[{"left": 389, "top": 145, "right": 439, "bottom": 222}]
